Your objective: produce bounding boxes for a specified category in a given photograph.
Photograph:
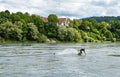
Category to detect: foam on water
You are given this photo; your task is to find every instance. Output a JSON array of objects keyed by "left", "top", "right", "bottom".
[{"left": 57, "top": 48, "right": 78, "bottom": 55}]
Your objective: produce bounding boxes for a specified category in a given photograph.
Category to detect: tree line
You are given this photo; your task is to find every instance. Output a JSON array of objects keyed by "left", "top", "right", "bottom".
[
  {"left": 83, "top": 16, "right": 120, "bottom": 22},
  {"left": 0, "top": 10, "right": 120, "bottom": 43}
]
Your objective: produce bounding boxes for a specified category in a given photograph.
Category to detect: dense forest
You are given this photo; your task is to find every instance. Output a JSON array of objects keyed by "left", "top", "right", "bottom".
[
  {"left": 0, "top": 10, "right": 120, "bottom": 43},
  {"left": 83, "top": 16, "right": 120, "bottom": 22}
]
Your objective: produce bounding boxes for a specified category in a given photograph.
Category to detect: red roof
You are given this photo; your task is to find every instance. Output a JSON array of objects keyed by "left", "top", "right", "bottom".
[
  {"left": 58, "top": 18, "right": 66, "bottom": 23},
  {"left": 42, "top": 17, "right": 48, "bottom": 22},
  {"left": 42, "top": 17, "right": 67, "bottom": 23}
]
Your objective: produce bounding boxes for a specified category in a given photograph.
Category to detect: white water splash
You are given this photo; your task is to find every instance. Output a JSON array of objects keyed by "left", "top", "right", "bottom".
[{"left": 57, "top": 48, "right": 78, "bottom": 55}]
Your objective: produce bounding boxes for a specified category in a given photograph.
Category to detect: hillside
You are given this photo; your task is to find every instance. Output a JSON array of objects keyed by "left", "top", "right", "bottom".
[{"left": 83, "top": 16, "right": 120, "bottom": 22}]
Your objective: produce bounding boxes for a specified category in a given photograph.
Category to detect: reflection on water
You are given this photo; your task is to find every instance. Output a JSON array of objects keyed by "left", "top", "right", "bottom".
[
  {"left": 108, "top": 54, "right": 120, "bottom": 57},
  {"left": 0, "top": 43, "right": 120, "bottom": 77}
]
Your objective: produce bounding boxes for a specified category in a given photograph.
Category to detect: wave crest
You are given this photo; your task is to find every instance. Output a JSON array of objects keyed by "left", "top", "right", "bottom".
[{"left": 57, "top": 48, "right": 78, "bottom": 55}]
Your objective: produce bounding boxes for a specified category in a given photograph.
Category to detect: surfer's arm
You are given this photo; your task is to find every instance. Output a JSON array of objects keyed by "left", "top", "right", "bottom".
[{"left": 84, "top": 50, "right": 86, "bottom": 55}]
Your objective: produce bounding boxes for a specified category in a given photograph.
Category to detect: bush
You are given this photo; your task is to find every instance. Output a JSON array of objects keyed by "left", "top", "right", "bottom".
[
  {"left": 0, "top": 21, "right": 23, "bottom": 41},
  {"left": 104, "top": 30, "right": 113, "bottom": 41},
  {"left": 57, "top": 26, "right": 81, "bottom": 42},
  {"left": 83, "top": 36, "right": 95, "bottom": 42},
  {"left": 37, "top": 33, "right": 49, "bottom": 43},
  {"left": 79, "top": 30, "right": 87, "bottom": 39},
  {"left": 111, "top": 38, "right": 116, "bottom": 42},
  {"left": 26, "top": 23, "right": 39, "bottom": 40}
]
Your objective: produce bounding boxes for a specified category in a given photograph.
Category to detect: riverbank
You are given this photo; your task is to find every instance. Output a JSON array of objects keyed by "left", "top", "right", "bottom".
[{"left": 0, "top": 38, "right": 119, "bottom": 44}]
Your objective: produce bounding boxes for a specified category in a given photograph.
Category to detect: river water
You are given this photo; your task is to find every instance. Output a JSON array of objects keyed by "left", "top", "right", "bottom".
[{"left": 0, "top": 43, "right": 120, "bottom": 77}]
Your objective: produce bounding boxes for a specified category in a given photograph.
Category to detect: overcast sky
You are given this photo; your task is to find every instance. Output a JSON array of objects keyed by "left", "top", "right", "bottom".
[{"left": 0, "top": 0, "right": 120, "bottom": 19}]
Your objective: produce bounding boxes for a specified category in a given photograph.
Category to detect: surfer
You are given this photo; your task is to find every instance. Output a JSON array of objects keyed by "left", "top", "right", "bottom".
[{"left": 78, "top": 48, "right": 86, "bottom": 55}]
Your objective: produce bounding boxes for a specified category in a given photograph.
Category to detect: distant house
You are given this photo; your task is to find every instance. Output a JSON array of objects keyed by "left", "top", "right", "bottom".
[
  {"left": 58, "top": 18, "right": 70, "bottom": 26},
  {"left": 42, "top": 17, "right": 70, "bottom": 26},
  {"left": 42, "top": 17, "right": 48, "bottom": 22}
]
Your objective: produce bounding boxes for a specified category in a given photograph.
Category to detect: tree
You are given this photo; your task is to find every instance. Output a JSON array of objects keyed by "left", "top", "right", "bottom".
[
  {"left": 9, "top": 26, "right": 23, "bottom": 41},
  {"left": 104, "top": 30, "right": 113, "bottom": 41},
  {"left": 11, "top": 14, "right": 21, "bottom": 23},
  {"left": 66, "top": 28, "right": 81, "bottom": 42},
  {"left": 23, "top": 12, "right": 32, "bottom": 23},
  {"left": 99, "top": 22, "right": 110, "bottom": 29},
  {"left": 0, "top": 21, "right": 13, "bottom": 39},
  {"left": 110, "top": 20, "right": 120, "bottom": 32},
  {"left": 57, "top": 26, "right": 81, "bottom": 42},
  {"left": 0, "top": 10, "right": 11, "bottom": 23},
  {"left": 48, "top": 14, "right": 59, "bottom": 23},
  {"left": 57, "top": 26, "right": 67, "bottom": 41},
  {"left": 44, "top": 22, "right": 58, "bottom": 38},
  {"left": 115, "top": 29, "right": 120, "bottom": 40},
  {"left": 78, "top": 20, "right": 92, "bottom": 32},
  {"left": 70, "top": 19, "right": 82, "bottom": 29},
  {"left": 0, "top": 21, "right": 22, "bottom": 40},
  {"left": 26, "top": 23, "right": 39, "bottom": 40},
  {"left": 31, "top": 14, "right": 44, "bottom": 33}
]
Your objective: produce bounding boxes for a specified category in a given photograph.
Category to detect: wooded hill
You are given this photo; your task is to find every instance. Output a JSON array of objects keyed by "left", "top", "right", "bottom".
[{"left": 83, "top": 16, "right": 120, "bottom": 22}]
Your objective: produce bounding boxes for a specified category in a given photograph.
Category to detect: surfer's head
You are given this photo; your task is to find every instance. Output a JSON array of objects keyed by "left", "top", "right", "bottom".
[
  {"left": 80, "top": 48, "right": 85, "bottom": 52},
  {"left": 78, "top": 48, "right": 86, "bottom": 55}
]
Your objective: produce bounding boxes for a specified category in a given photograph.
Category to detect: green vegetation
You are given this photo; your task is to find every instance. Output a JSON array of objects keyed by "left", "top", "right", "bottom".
[
  {"left": 83, "top": 16, "right": 120, "bottom": 22},
  {"left": 0, "top": 10, "right": 120, "bottom": 43}
]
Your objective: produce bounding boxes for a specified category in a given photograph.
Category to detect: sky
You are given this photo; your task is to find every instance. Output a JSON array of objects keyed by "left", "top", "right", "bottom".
[{"left": 0, "top": 0, "right": 120, "bottom": 19}]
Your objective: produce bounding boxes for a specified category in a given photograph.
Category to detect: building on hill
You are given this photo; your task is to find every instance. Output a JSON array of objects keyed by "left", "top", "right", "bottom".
[
  {"left": 42, "top": 17, "right": 70, "bottom": 26},
  {"left": 58, "top": 18, "right": 70, "bottom": 26},
  {"left": 42, "top": 17, "right": 48, "bottom": 22}
]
